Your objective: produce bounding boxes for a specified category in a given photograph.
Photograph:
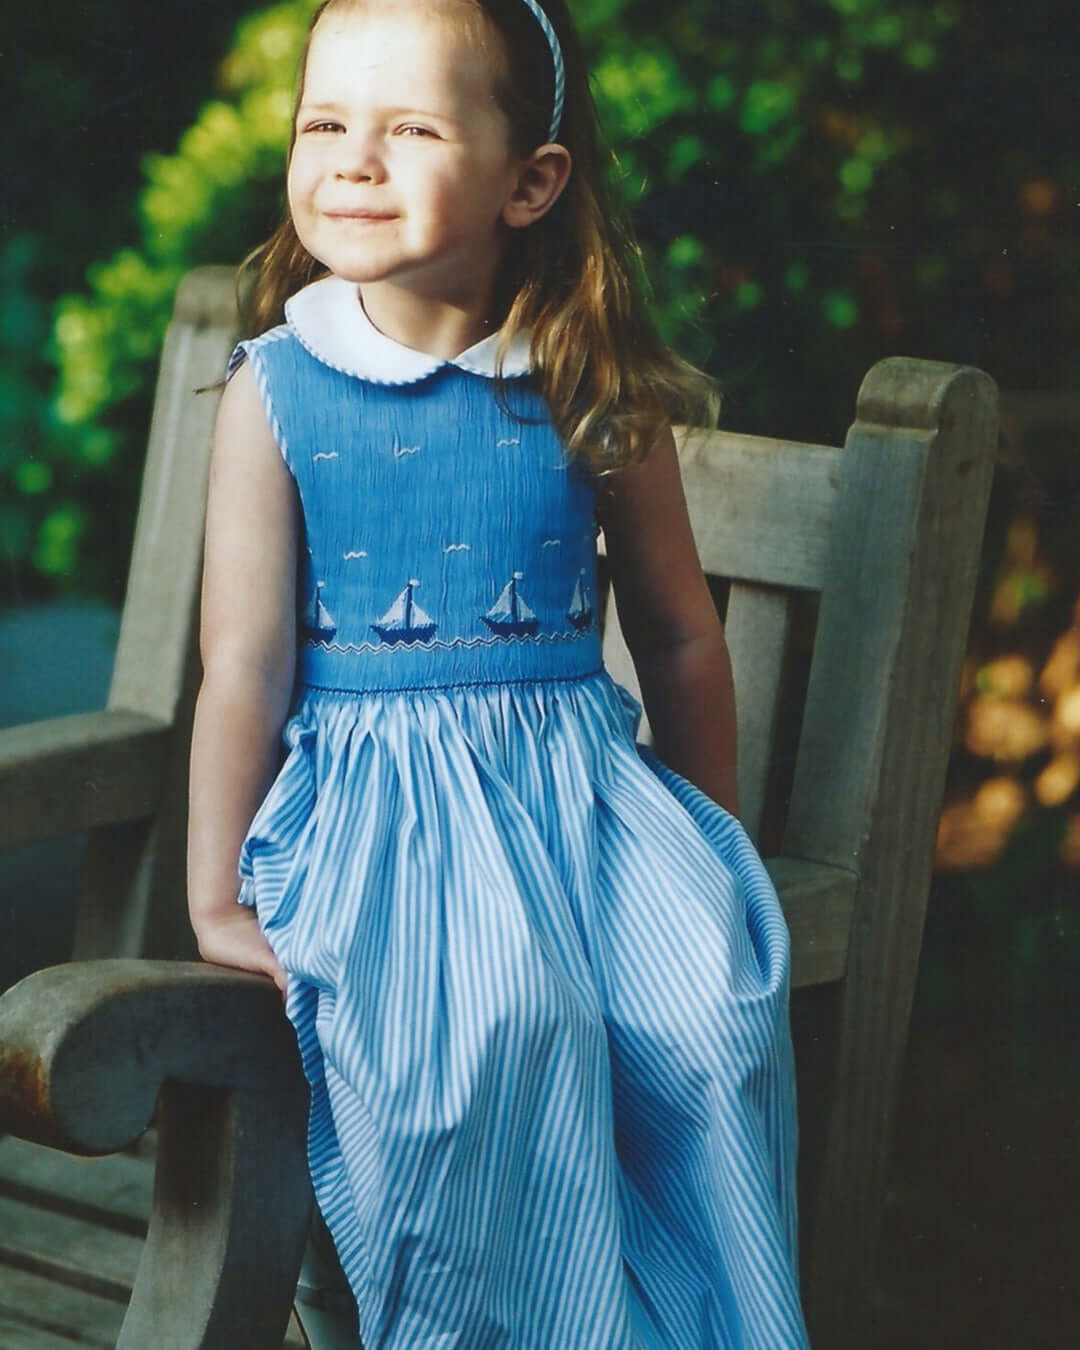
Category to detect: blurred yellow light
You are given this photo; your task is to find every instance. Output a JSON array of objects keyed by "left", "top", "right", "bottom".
[
  {"left": 1034, "top": 754, "right": 1080, "bottom": 807},
  {"left": 1041, "top": 629, "right": 1080, "bottom": 698},
  {"left": 973, "top": 776, "right": 1027, "bottom": 828},
  {"left": 935, "top": 788, "right": 1023, "bottom": 869},
  {"left": 965, "top": 695, "right": 1049, "bottom": 762},
  {"left": 1056, "top": 688, "right": 1080, "bottom": 738},
  {"left": 976, "top": 654, "right": 1034, "bottom": 698}
]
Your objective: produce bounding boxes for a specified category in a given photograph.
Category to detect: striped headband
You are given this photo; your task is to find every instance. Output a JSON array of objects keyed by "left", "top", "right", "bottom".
[{"left": 517, "top": 0, "right": 565, "bottom": 140}]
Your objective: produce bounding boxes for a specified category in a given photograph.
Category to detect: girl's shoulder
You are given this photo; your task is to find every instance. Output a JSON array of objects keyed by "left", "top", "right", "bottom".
[{"left": 227, "top": 324, "right": 294, "bottom": 383}]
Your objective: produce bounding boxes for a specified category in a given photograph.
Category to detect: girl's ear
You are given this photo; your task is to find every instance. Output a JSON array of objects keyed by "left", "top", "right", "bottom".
[{"left": 503, "top": 145, "right": 573, "bottom": 229}]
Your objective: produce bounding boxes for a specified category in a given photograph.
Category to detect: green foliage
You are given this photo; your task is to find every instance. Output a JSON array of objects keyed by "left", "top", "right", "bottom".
[
  {"left": 10, "top": 2, "right": 313, "bottom": 599},
  {"left": 7, "top": 0, "right": 1078, "bottom": 600}
]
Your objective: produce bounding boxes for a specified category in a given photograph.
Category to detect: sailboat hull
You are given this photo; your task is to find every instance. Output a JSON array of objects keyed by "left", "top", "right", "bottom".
[
  {"left": 481, "top": 615, "right": 540, "bottom": 638},
  {"left": 371, "top": 621, "right": 438, "bottom": 645}
]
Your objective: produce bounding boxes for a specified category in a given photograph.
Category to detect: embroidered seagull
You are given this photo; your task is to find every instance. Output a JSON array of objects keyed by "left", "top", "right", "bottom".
[
  {"left": 443, "top": 543, "right": 471, "bottom": 553},
  {"left": 393, "top": 443, "right": 421, "bottom": 458},
  {"left": 313, "top": 451, "right": 339, "bottom": 462},
  {"left": 343, "top": 550, "right": 368, "bottom": 560},
  {"left": 541, "top": 538, "right": 562, "bottom": 548},
  {"left": 496, "top": 437, "right": 521, "bottom": 447}
]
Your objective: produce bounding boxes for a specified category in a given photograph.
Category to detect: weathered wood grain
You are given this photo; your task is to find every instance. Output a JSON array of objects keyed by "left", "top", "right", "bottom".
[
  {"left": 0, "top": 1131, "right": 308, "bottom": 1347},
  {"left": 768, "top": 858, "right": 857, "bottom": 989},
  {"left": 0, "top": 1189, "right": 142, "bottom": 1293},
  {"left": 0, "top": 1136, "right": 151, "bottom": 1234},
  {"left": 106, "top": 316, "right": 228, "bottom": 726},
  {"left": 74, "top": 269, "right": 237, "bottom": 961},
  {"left": 0, "top": 959, "right": 311, "bottom": 1349},
  {"left": 788, "top": 358, "right": 998, "bottom": 1345},
  {"left": 172, "top": 265, "right": 241, "bottom": 329},
  {"left": 120, "top": 1077, "right": 310, "bottom": 1350},
  {"left": 724, "top": 583, "right": 793, "bottom": 843},
  {"left": 676, "top": 427, "right": 841, "bottom": 590},
  {"left": 0, "top": 711, "right": 168, "bottom": 850},
  {"left": 0, "top": 1261, "right": 124, "bottom": 1347},
  {"left": 0, "top": 960, "right": 299, "bottom": 1153}
]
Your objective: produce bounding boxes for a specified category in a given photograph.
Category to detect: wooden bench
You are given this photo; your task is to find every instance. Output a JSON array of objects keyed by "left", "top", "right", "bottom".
[{"left": 0, "top": 266, "right": 997, "bottom": 1349}]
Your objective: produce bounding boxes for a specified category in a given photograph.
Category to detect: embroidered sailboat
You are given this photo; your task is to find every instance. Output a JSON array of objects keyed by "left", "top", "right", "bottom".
[
  {"left": 303, "top": 581, "right": 337, "bottom": 641},
  {"left": 566, "top": 570, "right": 593, "bottom": 631},
  {"left": 482, "top": 572, "right": 539, "bottom": 637},
  {"left": 371, "top": 579, "right": 437, "bottom": 645}
]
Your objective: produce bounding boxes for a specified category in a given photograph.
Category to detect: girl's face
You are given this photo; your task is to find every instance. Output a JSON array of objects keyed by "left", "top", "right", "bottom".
[{"left": 288, "top": 3, "right": 524, "bottom": 309}]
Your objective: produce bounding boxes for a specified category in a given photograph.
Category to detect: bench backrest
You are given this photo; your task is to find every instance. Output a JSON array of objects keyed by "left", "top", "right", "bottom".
[{"left": 22, "top": 266, "right": 996, "bottom": 1345}]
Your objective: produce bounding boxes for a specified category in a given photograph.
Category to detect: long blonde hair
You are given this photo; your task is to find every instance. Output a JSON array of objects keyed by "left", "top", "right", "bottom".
[{"left": 243, "top": 0, "right": 717, "bottom": 471}]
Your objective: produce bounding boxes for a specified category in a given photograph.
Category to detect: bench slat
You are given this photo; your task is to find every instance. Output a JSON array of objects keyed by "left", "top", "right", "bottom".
[
  {"left": 678, "top": 429, "right": 840, "bottom": 591},
  {"left": 0, "top": 711, "right": 169, "bottom": 850},
  {"left": 768, "top": 857, "right": 857, "bottom": 988},
  {"left": 108, "top": 317, "right": 233, "bottom": 726},
  {"left": 0, "top": 1259, "right": 124, "bottom": 1348},
  {"left": 0, "top": 1136, "right": 151, "bottom": 1234},
  {"left": 725, "top": 582, "right": 793, "bottom": 843}
]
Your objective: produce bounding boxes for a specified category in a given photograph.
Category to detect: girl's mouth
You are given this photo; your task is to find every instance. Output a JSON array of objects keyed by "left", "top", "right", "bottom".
[{"left": 324, "top": 210, "right": 396, "bottom": 222}]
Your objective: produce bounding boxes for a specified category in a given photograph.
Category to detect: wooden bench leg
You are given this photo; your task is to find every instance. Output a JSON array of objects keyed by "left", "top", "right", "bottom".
[{"left": 120, "top": 1078, "right": 312, "bottom": 1350}]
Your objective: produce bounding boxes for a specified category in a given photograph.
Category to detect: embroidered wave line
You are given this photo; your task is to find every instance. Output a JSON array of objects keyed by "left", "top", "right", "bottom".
[{"left": 305, "top": 627, "right": 594, "bottom": 655}]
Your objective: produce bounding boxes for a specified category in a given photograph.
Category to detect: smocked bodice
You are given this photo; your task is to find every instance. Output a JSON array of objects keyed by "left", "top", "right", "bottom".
[{"left": 238, "top": 324, "right": 602, "bottom": 693}]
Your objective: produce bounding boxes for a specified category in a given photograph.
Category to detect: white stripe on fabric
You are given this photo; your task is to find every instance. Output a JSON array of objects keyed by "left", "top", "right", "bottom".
[{"left": 244, "top": 672, "right": 808, "bottom": 1346}]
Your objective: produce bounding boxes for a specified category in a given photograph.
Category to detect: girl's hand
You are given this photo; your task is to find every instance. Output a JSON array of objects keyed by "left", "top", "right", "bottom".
[{"left": 194, "top": 905, "right": 288, "bottom": 997}]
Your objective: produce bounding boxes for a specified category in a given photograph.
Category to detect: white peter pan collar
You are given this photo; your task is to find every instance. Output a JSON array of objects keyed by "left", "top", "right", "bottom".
[{"left": 284, "top": 275, "right": 533, "bottom": 385}]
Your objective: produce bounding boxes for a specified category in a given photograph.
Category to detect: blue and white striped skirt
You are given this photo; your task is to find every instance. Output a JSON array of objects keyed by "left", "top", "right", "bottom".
[{"left": 240, "top": 671, "right": 808, "bottom": 1348}]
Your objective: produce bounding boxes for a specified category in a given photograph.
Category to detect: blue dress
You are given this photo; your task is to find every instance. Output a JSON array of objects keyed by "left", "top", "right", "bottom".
[{"left": 235, "top": 276, "right": 808, "bottom": 1349}]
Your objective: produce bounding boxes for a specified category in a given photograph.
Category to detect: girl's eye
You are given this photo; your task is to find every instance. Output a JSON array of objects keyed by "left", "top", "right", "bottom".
[
  {"left": 399, "top": 125, "right": 437, "bottom": 138},
  {"left": 304, "top": 120, "right": 342, "bottom": 134}
]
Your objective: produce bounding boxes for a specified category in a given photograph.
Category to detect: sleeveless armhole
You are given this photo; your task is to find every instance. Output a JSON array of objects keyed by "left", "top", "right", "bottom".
[{"left": 227, "top": 337, "right": 294, "bottom": 475}]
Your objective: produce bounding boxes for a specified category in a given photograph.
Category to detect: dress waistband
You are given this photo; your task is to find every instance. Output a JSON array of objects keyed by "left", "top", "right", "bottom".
[{"left": 297, "top": 626, "right": 604, "bottom": 695}]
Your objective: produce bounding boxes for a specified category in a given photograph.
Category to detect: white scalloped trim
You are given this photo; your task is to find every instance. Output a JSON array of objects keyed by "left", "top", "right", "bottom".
[{"left": 284, "top": 276, "right": 532, "bottom": 384}]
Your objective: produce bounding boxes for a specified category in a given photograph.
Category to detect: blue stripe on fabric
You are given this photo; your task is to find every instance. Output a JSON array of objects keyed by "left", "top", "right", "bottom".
[{"left": 242, "top": 671, "right": 809, "bottom": 1347}]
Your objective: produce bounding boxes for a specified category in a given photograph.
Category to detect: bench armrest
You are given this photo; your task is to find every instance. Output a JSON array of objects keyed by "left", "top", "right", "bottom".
[
  {"left": 0, "top": 959, "right": 312, "bottom": 1350},
  {"left": 0, "top": 958, "right": 296, "bottom": 1153},
  {"left": 766, "top": 856, "right": 857, "bottom": 988}
]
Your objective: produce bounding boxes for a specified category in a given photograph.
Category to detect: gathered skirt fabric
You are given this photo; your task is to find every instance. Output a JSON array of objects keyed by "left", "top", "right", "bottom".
[{"left": 239, "top": 670, "right": 808, "bottom": 1349}]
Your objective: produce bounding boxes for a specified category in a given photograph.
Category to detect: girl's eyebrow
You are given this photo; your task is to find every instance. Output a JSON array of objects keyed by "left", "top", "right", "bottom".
[{"left": 297, "top": 99, "right": 466, "bottom": 126}]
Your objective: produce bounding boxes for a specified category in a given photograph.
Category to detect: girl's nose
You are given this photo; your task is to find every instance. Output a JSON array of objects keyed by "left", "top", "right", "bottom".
[{"left": 335, "top": 131, "right": 385, "bottom": 183}]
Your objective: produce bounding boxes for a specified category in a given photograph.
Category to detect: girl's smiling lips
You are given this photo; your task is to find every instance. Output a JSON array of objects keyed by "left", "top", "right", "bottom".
[{"left": 323, "top": 209, "right": 397, "bottom": 221}]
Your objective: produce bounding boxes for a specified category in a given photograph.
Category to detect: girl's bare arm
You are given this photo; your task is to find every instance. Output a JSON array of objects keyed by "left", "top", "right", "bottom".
[
  {"left": 599, "top": 428, "right": 739, "bottom": 816},
  {"left": 187, "top": 362, "right": 298, "bottom": 990}
]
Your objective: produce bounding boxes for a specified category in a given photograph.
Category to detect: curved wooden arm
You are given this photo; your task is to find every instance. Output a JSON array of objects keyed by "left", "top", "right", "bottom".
[
  {"left": 0, "top": 958, "right": 298, "bottom": 1152},
  {"left": 0, "top": 959, "right": 313, "bottom": 1349}
]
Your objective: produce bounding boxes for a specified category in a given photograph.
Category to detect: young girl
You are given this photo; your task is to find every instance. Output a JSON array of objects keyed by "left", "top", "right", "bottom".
[{"left": 188, "top": 0, "right": 809, "bottom": 1345}]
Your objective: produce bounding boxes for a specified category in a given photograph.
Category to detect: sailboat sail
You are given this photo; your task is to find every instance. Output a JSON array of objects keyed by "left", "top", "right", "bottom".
[
  {"left": 303, "top": 581, "right": 337, "bottom": 640},
  {"left": 483, "top": 572, "right": 539, "bottom": 637},
  {"left": 372, "top": 579, "right": 437, "bottom": 644},
  {"left": 566, "top": 570, "right": 593, "bottom": 630}
]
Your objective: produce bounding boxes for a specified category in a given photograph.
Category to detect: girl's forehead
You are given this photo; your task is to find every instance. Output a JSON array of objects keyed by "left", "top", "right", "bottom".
[{"left": 304, "top": 3, "right": 502, "bottom": 102}]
